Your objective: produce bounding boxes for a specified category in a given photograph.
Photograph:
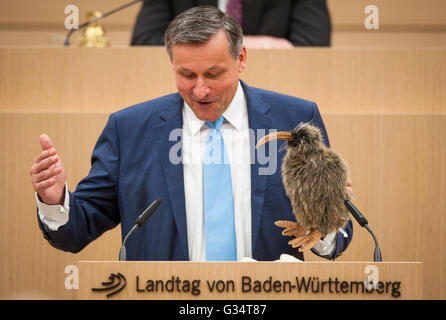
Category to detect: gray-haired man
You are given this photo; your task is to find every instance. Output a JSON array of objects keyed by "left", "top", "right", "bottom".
[{"left": 31, "top": 6, "right": 352, "bottom": 261}]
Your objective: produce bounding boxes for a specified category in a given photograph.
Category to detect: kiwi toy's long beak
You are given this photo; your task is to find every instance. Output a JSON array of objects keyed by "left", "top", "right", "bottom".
[{"left": 255, "top": 131, "right": 292, "bottom": 149}]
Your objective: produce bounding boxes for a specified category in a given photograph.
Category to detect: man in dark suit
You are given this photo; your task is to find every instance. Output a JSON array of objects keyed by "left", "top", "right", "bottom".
[
  {"left": 131, "top": 0, "right": 332, "bottom": 47},
  {"left": 30, "top": 6, "right": 351, "bottom": 261}
]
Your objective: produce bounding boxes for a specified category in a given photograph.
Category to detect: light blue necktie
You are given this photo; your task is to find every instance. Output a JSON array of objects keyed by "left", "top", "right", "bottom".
[{"left": 203, "top": 116, "right": 237, "bottom": 261}]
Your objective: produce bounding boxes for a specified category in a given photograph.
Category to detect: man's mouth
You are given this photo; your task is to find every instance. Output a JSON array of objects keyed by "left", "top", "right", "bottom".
[{"left": 196, "top": 100, "right": 215, "bottom": 107}]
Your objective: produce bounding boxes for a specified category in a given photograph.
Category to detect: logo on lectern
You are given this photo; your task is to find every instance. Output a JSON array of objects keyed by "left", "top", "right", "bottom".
[{"left": 92, "top": 273, "right": 127, "bottom": 297}]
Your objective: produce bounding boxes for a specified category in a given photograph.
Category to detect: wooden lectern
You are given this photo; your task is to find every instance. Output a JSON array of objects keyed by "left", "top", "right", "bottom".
[{"left": 77, "top": 261, "right": 422, "bottom": 300}]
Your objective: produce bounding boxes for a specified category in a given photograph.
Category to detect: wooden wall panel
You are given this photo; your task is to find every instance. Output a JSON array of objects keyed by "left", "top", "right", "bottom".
[
  {"left": 332, "top": 31, "right": 446, "bottom": 47},
  {"left": 1, "top": 48, "right": 445, "bottom": 113},
  {"left": 308, "top": 114, "right": 446, "bottom": 302},
  {"left": 1, "top": 0, "right": 445, "bottom": 46},
  {"left": 328, "top": 0, "right": 446, "bottom": 27},
  {"left": 0, "top": 112, "right": 444, "bottom": 299},
  {"left": 0, "top": 0, "right": 142, "bottom": 26},
  {"left": 0, "top": 47, "right": 175, "bottom": 112},
  {"left": 0, "top": 30, "right": 133, "bottom": 47},
  {"left": 1, "top": 0, "right": 445, "bottom": 28},
  {"left": 0, "top": 112, "right": 120, "bottom": 299},
  {"left": 77, "top": 261, "right": 423, "bottom": 300},
  {"left": 0, "top": 47, "right": 444, "bottom": 299}
]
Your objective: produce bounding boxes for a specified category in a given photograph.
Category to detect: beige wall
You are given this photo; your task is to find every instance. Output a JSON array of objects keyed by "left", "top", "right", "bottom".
[
  {"left": 1, "top": 47, "right": 445, "bottom": 113},
  {"left": 1, "top": 0, "right": 446, "bottom": 46},
  {"left": 0, "top": 47, "right": 445, "bottom": 299}
]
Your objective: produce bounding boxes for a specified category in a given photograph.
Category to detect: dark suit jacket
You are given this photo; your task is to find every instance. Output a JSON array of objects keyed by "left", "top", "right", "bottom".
[
  {"left": 131, "top": 0, "right": 331, "bottom": 46},
  {"left": 38, "top": 81, "right": 352, "bottom": 261}
]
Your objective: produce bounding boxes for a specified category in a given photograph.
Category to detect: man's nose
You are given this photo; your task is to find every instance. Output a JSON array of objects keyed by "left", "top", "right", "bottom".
[{"left": 193, "top": 78, "right": 210, "bottom": 99}]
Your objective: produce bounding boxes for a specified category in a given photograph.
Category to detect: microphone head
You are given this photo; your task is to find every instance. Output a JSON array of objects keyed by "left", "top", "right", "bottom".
[
  {"left": 344, "top": 200, "right": 368, "bottom": 227},
  {"left": 135, "top": 198, "right": 162, "bottom": 227}
]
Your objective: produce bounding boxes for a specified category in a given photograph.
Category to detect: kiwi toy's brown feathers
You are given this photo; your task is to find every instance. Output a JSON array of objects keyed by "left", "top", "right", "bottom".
[
  {"left": 256, "top": 123, "right": 351, "bottom": 251},
  {"left": 281, "top": 123, "right": 350, "bottom": 236}
]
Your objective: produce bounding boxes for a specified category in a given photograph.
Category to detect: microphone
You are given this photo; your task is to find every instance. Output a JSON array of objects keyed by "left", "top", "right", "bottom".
[
  {"left": 119, "top": 198, "right": 162, "bottom": 261},
  {"left": 64, "top": 0, "right": 143, "bottom": 47},
  {"left": 344, "top": 200, "right": 382, "bottom": 262}
]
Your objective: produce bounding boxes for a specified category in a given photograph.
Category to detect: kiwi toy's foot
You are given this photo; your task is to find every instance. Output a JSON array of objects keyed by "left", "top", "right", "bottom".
[
  {"left": 275, "top": 220, "right": 321, "bottom": 252},
  {"left": 288, "top": 228, "right": 322, "bottom": 252}
]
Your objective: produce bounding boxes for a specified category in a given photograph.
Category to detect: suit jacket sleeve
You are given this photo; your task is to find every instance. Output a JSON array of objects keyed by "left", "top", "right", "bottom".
[
  {"left": 37, "top": 114, "right": 121, "bottom": 253},
  {"left": 289, "top": 0, "right": 331, "bottom": 46},
  {"left": 131, "top": 0, "right": 173, "bottom": 45}
]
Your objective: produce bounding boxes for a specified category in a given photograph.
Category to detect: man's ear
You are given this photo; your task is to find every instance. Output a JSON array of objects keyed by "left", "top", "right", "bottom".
[{"left": 237, "top": 46, "right": 247, "bottom": 73}]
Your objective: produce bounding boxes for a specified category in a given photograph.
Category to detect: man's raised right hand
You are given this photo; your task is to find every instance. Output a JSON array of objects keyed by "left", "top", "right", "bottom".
[{"left": 29, "top": 134, "right": 66, "bottom": 205}]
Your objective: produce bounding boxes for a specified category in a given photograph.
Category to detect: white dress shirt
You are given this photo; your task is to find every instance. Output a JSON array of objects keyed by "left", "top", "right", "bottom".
[
  {"left": 182, "top": 81, "right": 252, "bottom": 261},
  {"left": 36, "top": 81, "right": 339, "bottom": 259}
]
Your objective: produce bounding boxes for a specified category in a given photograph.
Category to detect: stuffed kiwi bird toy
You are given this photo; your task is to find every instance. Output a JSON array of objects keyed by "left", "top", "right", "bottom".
[{"left": 256, "top": 123, "right": 351, "bottom": 252}]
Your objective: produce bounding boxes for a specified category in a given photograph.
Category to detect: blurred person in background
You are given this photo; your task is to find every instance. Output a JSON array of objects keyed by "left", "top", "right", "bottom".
[{"left": 131, "top": 0, "right": 331, "bottom": 48}]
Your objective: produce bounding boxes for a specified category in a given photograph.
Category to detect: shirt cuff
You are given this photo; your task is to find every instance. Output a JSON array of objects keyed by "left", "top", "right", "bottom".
[
  {"left": 312, "top": 230, "right": 339, "bottom": 257},
  {"left": 36, "top": 184, "right": 70, "bottom": 231}
]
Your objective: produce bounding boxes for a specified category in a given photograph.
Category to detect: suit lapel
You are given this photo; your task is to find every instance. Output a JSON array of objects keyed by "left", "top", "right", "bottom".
[
  {"left": 241, "top": 81, "right": 278, "bottom": 255},
  {"left": 154, "top": 95, "right": 189, "bottom": 259}
]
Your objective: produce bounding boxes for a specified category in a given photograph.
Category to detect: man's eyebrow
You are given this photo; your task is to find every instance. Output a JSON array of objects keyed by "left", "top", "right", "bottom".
[
  {"left": 177, "top": 66, "right": 225, "bottom": 73},
  {"left": 207, "top": 66, "right": 225, "bottom": 72},
  {"left": 177, "top": 67, "right": 193, "bottom": 73}
]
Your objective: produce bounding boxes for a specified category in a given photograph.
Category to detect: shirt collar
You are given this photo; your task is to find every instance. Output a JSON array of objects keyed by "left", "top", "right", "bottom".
[{"left": 183, "top": 81, "right": 246, "bottom": 136}]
